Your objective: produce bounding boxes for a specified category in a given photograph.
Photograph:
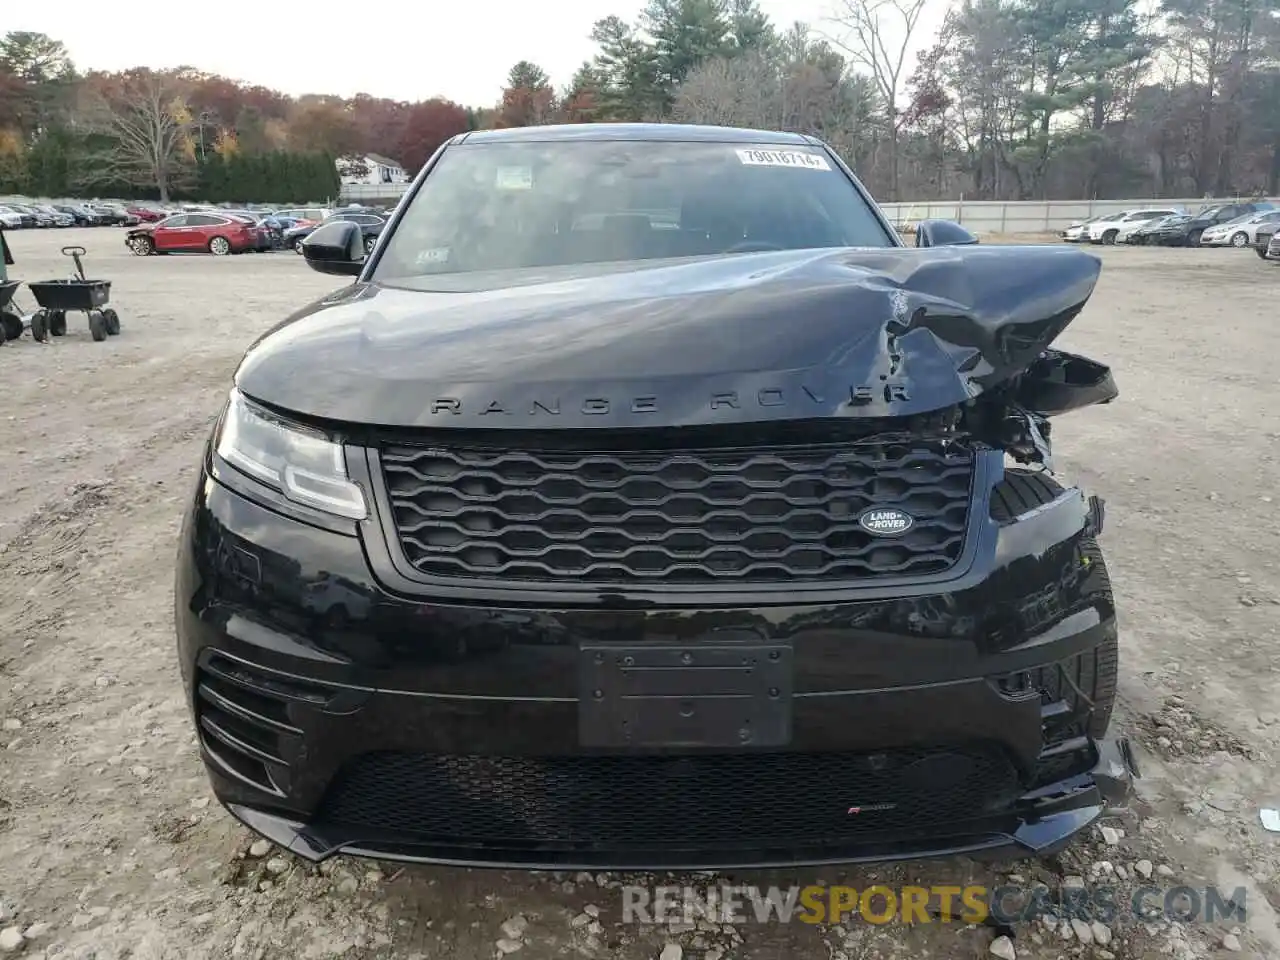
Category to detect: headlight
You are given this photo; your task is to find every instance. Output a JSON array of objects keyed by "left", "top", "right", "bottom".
[{"left": 215, "top": 389, "right": 367, "bottom": 520}]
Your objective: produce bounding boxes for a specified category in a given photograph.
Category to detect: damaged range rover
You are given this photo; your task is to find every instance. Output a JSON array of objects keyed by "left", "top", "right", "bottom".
[{"left": 174, "top": 123, "right": 1136, "bottom": 870}]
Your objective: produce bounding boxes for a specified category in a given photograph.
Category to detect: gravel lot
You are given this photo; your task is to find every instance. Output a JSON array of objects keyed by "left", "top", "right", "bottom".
[{"left": 1, "top": 228, "right": 1278, "bottom": 960}]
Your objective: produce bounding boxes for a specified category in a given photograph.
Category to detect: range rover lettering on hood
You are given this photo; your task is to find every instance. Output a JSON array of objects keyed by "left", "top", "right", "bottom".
[
  {"left": 235, "top": 244, "right": 1104, "bottom": 429},
  {"left": 429, "top": 381, "right": 911, "bottom": 418}
]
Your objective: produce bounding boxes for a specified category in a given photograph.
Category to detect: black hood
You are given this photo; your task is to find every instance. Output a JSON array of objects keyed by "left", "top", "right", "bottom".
[{"left": 236, "top": 245, "right": 1102, "bottom": 430}]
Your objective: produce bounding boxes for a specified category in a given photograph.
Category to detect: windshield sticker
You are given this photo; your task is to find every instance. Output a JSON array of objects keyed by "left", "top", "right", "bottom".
[
  {"left": 736, "top": 149, "right": 831, "bottom": 171},
  {"left": 416, "top": 247, "right": 450, "bottom": 265},
  {"left": 495, "top": 166, "right": 534, "bottom": 190}
]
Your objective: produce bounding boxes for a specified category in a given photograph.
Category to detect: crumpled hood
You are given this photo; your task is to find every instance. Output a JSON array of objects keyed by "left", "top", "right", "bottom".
[{"left": 236, "top": 244, "right": 1102, "bottom": 429}]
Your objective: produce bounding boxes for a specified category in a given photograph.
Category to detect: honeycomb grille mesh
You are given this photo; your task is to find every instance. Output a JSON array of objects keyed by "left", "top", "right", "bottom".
[
  {"left": 318, "top": 747, "right": 1020, "bottom": 851},
  {"left": 379, "top": 436, "right": 974, "bottom": 585}
]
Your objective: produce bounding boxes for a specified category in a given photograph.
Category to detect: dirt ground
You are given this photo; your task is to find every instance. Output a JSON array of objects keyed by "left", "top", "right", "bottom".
[{"left": 1, "top": 228, "right": 1278, "bottom": 960}]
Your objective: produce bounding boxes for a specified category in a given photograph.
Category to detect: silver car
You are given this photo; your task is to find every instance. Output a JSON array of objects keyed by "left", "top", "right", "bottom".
[{"left": 1200, "top": 209, "right": 1280, "bottom": 247}]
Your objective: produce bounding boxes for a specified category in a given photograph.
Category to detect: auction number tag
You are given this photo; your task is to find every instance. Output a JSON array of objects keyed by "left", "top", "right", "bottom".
[
  {"left": 495, "top": 166, "right": 534, "bottom": 190},
  {"left": 736, "top": 149, "right": 831, "bottom": 171}
]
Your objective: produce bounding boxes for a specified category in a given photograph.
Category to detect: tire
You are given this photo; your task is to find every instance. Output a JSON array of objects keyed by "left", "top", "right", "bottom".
[
  {"left": 364, "top": 235, "right": 376, "bottom": 256},
  {"left": 990, "top": 468, "right": 1117, "bottom": 739},
  {"left": 30, "top": 310, "right": 48, "bottom": 342},
  {"left": 1102, "top": 230, "right": 1118, "bottom": 245},
  {"left": 293, "top": 237, "right": 306, "bottom": 254},
  {"left": 209, "top": 236, "right": 231, "bottom": 256},
  {"left": 129, "top": 235, "right": 154, "bottom": 256},
  {"left": 1230, "top": 232, "right": 1248, "bottom": 247},
  {"left": 1187, "top": 229, "right": 1202, "bottom": 247},
  {"left": 49, "top": 311, "right": 67, "bottom": 337},
  {"left": 1256, "top": 245, "right": 1272, "bottom": 260},
  {"left": 0, "top": 310, "right": 22, "bottom": 342},
  {"left": 89, "top": 311, "right": 107, "bottom": 341},
  {"left": 103, "top": 308, "right": 121, "bottom": 335}
]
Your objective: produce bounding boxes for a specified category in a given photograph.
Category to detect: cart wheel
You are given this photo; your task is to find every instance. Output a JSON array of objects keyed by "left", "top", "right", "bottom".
[
  {"left": 89, "top": 311, "right": 108, "bottom": 342},
  {"left": 103, "top": 308, "right": 121, "bottom": 335},
  {"left": 0, "top": 310, "right": 22, "bottom": 342},
  {"left": 30, "top": 310, "right": 48, "bottom": 342},
  {"left": 49, "top": 311, "right": 67, "bottom": 337}
]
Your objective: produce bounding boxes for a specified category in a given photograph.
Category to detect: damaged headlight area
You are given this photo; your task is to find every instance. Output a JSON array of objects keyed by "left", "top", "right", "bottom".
[{"left": 215, "top": 388, "right": 367, "bottom": 520}]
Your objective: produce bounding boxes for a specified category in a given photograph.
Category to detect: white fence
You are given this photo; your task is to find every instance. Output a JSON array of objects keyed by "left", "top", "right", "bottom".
[{"left": 339, "top": 181, "right": 1267, "bottom": 234}]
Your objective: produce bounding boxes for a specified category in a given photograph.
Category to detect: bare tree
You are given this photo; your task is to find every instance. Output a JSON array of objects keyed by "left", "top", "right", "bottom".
[
  {"left": 829, "top": 0, "right": 930, "bottom": 200},
  {"left": 78, "top": 69, "right": 198, "bottom": 201}
]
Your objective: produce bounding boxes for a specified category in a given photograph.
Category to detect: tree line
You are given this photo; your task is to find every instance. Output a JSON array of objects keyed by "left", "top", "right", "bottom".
[{"left": 3, "top": 0, "right": 1278, "bottom": 204}]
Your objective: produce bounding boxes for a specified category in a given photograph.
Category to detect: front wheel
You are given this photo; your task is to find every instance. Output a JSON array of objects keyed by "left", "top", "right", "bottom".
[
  {"left": 30, "top": 310, "right": 48, "bottom": 342},
  {"left": 129, "top": 235, "right": 154, "bottom": 256},
  {"left": 103, "top": 308, "right": 121, "bottom": 335},
  {"left": 1230, "top": 232, "right": 1249, "bottom": 247},
  {"left": 89, "top": 311, "right": 107, "bottom": 342},
  {"left": 293, "top": 237, "right": 306, "bottom": 254},
  {"left": 1187, "top": 229, "right": 1202, "bottom": 247},
  {"left": 49, "top": 311, "right": 67, "bottom": 337},
  {"left": 209, "top": 236, "right": 231, "bottom": 256},
  {"left": 1102, "top": 230, "right": 1118, "bottom": 245},
  {"left": 364, "top": 235, "right": 377, "bottom": 256}
]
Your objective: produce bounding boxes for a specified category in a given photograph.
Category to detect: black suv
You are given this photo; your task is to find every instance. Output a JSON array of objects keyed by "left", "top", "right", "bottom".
[
  {"left": 1176, "top": 200, "right": 1274, "bottom": 247},
  {"left": 175, "top": 123, "right": 1133, "bottom": 870}
]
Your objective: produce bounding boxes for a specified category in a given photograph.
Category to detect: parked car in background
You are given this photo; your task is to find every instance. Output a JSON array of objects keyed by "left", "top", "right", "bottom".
[
  {"left": 1198, "top": 209, "right": 1280, "bottom": 248},
  {"left": 0, "top": 206, "right": 26, "bottom": 229},
  {"left": 52, "top": 204, "right": 105, "bottom": 226},
  {"left": 1131, "top": 214, "right": 1191, "bottom": 246},
  {"left": 125, "top": 212, "right": 257, "bottom": 256},
  {"left": 1123, "top": 214, "right": 1170, "bottom": 245},
  {"left": 275, "top": 207, "right": 331, "bottom": 224},
  {"left": 1255, "top": 222, "right": 1279, "bottom": 260},
  {"left": 1060, "top": 216, "right": 1104, "bottom": 242},
  {"left": 92, "top": 203, "right": 135, "bottom": 226},
  {"left": 8, "top": 203, "right": 54, "bottom": 228},
  {"left": 1086, "top": 207, "right": 1183, "bottom": 245},
  {"left": 287, "top": 210, "right": 386, "bottom": 254},
  {"left": 126, "top": 204, "right": 167, "bottom": 223},
  {"left": 1173, "top": 201, "right": 1275, "bottom": 247},
  {"left": 0, "top": 204, "right": 34, "bottom": 229},
  {"left": 34, "top": 204, "right": 74, "bottom": 227},
  {"left": 223, "top": 212, "right": 275, "bottom": 252}
]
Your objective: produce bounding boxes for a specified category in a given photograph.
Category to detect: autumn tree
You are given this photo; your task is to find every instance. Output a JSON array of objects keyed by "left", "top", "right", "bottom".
[
  {"left": 77, "top": 69, "right": 199, "bottom": 201},
  {"left": 497, "top": 61, "right": 556, "bottom": 127},
  {"left": 287, "top": 98, "right": 361, "bottom": 155},
  {"left": 0, "top": 31, "right": 76, "bottom": 136},
  {"left": 396, "top": 98, "right": 470, "bottom": 174}
]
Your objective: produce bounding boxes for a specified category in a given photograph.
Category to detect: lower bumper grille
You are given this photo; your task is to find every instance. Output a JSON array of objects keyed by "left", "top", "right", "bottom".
[{"left": 318, "top": 746, "right": 1021, "bottom": 850}]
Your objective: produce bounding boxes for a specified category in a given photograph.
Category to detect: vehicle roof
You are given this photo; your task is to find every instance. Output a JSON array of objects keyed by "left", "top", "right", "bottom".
[{"left": 459, "top": 123, "right": 817, "bottom": 145}]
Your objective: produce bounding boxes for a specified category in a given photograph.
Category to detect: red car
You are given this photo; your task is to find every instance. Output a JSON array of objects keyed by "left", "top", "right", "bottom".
[
  {"left": 126, "top": 205, "right": 167, "bottom": 223},
  {"left": 125, "top": 213, "right": 256, "bottom": 256}
]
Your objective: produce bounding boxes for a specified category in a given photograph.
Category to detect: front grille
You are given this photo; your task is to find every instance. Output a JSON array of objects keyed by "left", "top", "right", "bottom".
[
  {"left": 379, "top": 435, "right": 975, "bottom": 585},
  {"left": 318, "top": 746, "right": 1020, "bottom": 851}
]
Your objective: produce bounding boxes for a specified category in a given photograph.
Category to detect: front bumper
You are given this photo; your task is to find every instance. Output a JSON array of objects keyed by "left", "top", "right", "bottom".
[{"left": 175, "top": 454, "right": 1134, "bottom": 869}]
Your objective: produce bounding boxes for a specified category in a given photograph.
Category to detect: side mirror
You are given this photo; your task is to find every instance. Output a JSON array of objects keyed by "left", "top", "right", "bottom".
[
  {"left": 915, "top": 219, "right": 980, "bottom": 247},
  {"left": 303, "top": 221, "right": 364, "bottom": 277}
]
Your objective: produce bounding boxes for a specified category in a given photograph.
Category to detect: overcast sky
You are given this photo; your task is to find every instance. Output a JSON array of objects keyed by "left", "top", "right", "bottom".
[{"left": 10, "top": 0, "right": 950, "bottom": 107}]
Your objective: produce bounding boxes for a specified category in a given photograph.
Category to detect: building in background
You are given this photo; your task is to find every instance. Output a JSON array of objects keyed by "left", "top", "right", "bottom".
[{"left": 336, "top": 154, "right": 409, "bottom": 186}]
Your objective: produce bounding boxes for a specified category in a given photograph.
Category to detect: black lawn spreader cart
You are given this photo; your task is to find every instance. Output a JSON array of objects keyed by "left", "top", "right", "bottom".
[
  {"left": 0, "top": 280, "right": 24, "bottom": 344},
  {"left": 28, "top": 246, "right": 121, "bottom": 343}
]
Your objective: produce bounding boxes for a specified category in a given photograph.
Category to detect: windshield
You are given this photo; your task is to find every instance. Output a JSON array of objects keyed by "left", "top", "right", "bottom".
[
  {"left": 1220, "top": 213, "right": 1254, "bottom": 226},
  {"left": 373, "top": 139, "right": 894, "bottom": 289}
]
